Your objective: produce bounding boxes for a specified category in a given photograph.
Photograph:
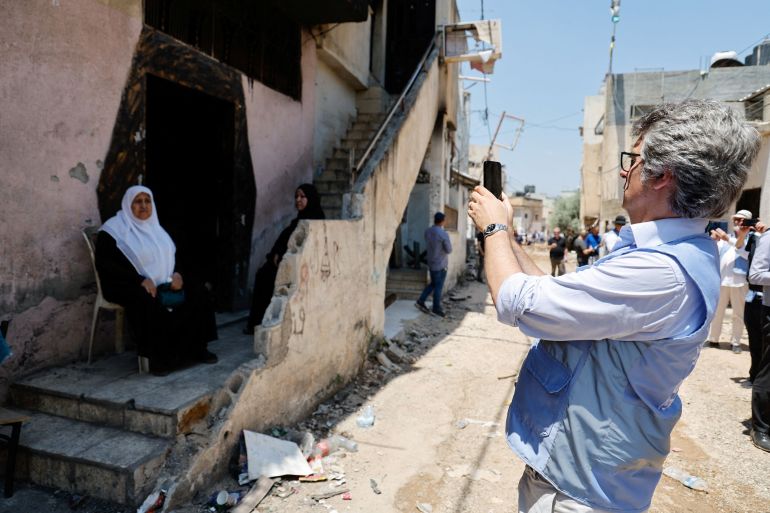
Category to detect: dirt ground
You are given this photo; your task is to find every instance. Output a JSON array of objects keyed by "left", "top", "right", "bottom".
[
  {"left": 244, "top": 245, "right": 770, "bottom": 513},
  {"left": 4, "top": 245, "right": 769, "bottom": 513}
]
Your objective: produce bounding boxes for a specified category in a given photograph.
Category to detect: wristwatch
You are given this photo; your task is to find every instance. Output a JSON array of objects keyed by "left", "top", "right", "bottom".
[{"left": 483, "top": 223, "right": 507, "bottom": 238}]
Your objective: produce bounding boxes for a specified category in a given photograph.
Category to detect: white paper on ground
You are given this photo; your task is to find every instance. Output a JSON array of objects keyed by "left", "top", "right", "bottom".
[{"left": 244, "top": 430, "right": 313, "bottom": 479}]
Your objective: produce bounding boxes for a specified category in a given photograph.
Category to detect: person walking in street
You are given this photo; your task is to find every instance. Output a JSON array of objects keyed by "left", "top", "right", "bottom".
[
  {"left": 601, "top": 214, "right": 627, "bottom": 256},
  {"left": 585, "top": 224, "right": 601, "bottom": 264},
  {"left": 415, "top": 212, "right": 452, "bottom": 317},
  {"left": 706, "top": 210, "right": 753, "bottom": 353},
  {"left": 572, "top": 229, "right": 591, "bottom": 268},
  {"left": 468, "top": 99, "right": 759, "bottom": 512},
  {"left": 475, "top": 230, "right": 485, "bottom": 283},
  {"left": 547, "top": 227, "right": 567, "bottom": 276},
  {"left": 746, "top": 221, "right": 770, "bottom": 453}
]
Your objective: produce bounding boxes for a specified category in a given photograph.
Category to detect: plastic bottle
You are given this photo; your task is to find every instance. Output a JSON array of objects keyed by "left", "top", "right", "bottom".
[
  {"left": 662, "top": 466, "right": 708, "bottom": 491},
  {"left": 356, "top": 405, "right": 375, "bottom": 428},
  {"left": 312, "top": 435, "right": 359, "bottom": 458}
]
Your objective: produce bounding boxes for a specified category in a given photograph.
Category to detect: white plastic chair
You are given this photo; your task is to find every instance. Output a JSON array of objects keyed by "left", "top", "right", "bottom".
[{"left": 82, "top": 228, "right": 149, "bottom": 371}]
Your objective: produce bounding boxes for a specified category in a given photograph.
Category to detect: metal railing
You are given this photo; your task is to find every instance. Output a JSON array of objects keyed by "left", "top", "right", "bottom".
[{"left": 352, "top": 33, "right": 439, "bottom": 182}]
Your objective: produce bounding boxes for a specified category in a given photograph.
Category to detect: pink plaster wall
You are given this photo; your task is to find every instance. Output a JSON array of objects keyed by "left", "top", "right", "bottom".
[
  {"left": 242, "top": 32, "right": 318, "bottom": 278},
  {"left": 0, "top": 0, "right": 142, "bottom": 391},
  {"left": 0, "top": 1, "right": 319, "bottom": 395}
]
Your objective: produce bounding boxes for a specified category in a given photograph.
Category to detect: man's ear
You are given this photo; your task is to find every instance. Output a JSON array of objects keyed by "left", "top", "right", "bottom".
[{"left": 651, "top": 169, "right": 674, "bottom": 191}]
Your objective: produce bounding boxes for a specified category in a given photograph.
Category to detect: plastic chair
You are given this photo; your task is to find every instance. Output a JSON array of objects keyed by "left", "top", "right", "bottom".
[{"left": 82, "top": 228, "right": 127, "bottom": 363}]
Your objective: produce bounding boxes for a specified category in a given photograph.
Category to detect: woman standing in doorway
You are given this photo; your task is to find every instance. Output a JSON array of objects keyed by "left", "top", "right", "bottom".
[{"left": 245, "top": 184, "right": 324, "bottom": 334}]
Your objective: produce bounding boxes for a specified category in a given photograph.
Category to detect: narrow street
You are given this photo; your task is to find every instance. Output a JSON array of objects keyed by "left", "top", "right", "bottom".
[{"left": 249, "top": 246, "right": 770, "bottom": 513}]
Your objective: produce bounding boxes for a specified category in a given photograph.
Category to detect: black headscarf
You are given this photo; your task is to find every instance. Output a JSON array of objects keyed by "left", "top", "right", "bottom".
[
  {"left": 296, "top": 183, "right": 325, "bottom": 220},
  {"left": 268, "top": 183, "right": 326, "bottom": 261}
]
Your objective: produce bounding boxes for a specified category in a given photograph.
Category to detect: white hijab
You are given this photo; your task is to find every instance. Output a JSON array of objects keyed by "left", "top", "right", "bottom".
[{"left": 101, "top": 185, "right": 176, "bottom": 286}]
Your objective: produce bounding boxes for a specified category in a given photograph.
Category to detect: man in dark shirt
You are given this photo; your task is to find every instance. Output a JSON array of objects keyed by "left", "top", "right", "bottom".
[
  {"left": 572, "top": 229, "right": 590, "bottom": 267},
  {"left": 548, "top": 227, "right": 567, "bottom": 276}
]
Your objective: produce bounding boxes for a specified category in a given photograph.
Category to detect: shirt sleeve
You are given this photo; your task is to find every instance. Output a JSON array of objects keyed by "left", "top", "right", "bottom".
[
  {"left": 749, "top": 233, "right": 770, "bottom": 285},
  {"left": 442, "top": 231, "right": 452, "bottom": 254},
  {"left": 495, "top": 250, "right": 700, "bottom": 341}
]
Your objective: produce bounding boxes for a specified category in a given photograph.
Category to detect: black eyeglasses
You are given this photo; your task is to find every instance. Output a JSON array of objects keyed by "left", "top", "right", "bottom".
[
  {"left": 620, "top": 152, "right": 642, "bottom": 191},
  {"left": 620, "top": 152, "right": 642, "bottom": 172}
]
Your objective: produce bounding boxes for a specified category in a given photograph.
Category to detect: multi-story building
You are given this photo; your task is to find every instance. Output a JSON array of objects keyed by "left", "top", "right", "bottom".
[
  {"left": 0, "top": 0, "right": 501, "bottom": 504},
  {"left": 580, "top": 41, "right": 770, "bottom": 231}
]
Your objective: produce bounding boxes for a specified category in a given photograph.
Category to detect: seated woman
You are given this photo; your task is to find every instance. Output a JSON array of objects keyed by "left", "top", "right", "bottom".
[
  {"left": 245, "top": 184, "right": 324, "bottom": 334},
  {"left": 96, "top": 185, "right": 218, "bottom": 376}
]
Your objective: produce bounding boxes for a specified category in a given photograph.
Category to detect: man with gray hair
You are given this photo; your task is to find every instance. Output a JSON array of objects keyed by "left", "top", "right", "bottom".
[{"left": 468, "top": 99, "right": 759, "bottom": 512}]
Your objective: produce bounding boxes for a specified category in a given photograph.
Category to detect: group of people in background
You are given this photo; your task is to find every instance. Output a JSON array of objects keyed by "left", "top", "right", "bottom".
[{"left": 707, "top": 208, "right": 770, "bottom": 452}]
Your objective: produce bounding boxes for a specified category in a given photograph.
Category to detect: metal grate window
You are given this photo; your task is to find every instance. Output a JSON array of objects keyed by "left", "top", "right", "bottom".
[{"left": 145, "top": 0, "right": 301, "bottom": 100}]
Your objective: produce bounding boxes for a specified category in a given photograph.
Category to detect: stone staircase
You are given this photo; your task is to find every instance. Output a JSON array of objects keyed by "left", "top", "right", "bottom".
[
  {"left": 3, "top": 323, "right": 255, "bottom": 505},
  {"left": 316, "top": 112, "right": 387, "bottom": 219},
  {"left": 385, "top": 268, "right": 428, "bottom": 300}
]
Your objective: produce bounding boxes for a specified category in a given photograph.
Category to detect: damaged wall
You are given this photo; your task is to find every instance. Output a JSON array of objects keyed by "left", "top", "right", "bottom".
[
  {"left": 164, "top": 48, "right": 443, "bottom": 506},
  {"left": 0, "top": 0, "right": 319, "bottom": 397}
]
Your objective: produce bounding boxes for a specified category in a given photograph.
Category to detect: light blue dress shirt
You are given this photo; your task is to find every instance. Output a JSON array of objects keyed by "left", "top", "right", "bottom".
[
  {"left": 497, "top": 217, "right": 719, "bottom": 512},
  {"left": 497, "top": 218, "right": 707, "bottom": 342}
]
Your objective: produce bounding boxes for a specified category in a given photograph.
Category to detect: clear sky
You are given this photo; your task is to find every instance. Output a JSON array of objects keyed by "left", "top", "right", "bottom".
[{"left": 456, "top": 0, "right": 770, "bottom": 196}]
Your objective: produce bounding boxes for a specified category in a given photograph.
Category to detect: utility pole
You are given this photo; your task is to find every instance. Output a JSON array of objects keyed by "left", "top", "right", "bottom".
[{"left": 608, "top": 0, "right": 620, "bottom": 76}]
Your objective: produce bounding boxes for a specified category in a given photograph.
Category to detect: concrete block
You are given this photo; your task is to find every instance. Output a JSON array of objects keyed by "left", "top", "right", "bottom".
[
  {"left": 18, "top": 411, "right": 169, "bottom": 505},
  {"left": 124, "top": 409, "right": 175, "bottom": 438}
]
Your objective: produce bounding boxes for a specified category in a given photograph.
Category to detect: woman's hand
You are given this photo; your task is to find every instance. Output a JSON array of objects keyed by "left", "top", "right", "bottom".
[
  {"left": 141, "top": 278, "right": 157, "bottom": 298},
  {"left": 170, "top": 272, "right": 184, "bottom": 291}
]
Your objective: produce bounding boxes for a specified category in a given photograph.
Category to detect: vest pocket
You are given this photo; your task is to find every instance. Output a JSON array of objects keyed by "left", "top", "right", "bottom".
[{"left": 511, "top": 344, "right": 573, "bottom": 440}]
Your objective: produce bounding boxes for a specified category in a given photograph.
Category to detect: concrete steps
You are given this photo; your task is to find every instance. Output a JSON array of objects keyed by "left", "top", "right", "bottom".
[
  {"left": 11, "top": 410, "right": 169, "bottom": 505},
  {"left": 315, "top": 109, "right": 389, "bottom": 219},
  {"left": 4, "top": 323, "right": 256, "bottom": 505},
  {"left": 386, "top": 268, "right": 427, "bottom": 300}
]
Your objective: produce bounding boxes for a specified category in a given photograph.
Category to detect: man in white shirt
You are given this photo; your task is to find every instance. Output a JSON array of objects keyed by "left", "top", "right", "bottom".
[
  {"left": 601, "top": 215, "right": 627, "bottom": 256},
  {"left": 468, "top": 100, "right": 759, "bottom": 513},
  {"left": 706, "top": 210, "right": 753, "bottom": 353}
]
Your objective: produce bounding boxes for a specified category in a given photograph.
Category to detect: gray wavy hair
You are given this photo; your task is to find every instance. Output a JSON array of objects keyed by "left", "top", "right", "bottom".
[{"left": 633, "top": 99, "right": 760, "bottom": 218}]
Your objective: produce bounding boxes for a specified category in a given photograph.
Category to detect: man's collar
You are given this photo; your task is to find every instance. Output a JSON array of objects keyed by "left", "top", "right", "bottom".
[{"left": 617, "top": 218, "right": 708, "bottom": 249}]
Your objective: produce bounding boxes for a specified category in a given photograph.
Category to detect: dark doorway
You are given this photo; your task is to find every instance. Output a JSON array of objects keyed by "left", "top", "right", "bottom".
[
  {"left": 384, "top": 0, "right": 436, "bottom": 93},
  {"left": 737, "top": 187, "right": 761, "bottom": 220},
  {"left": 145, "top": 74, "right": 236, "bottom": 311}
]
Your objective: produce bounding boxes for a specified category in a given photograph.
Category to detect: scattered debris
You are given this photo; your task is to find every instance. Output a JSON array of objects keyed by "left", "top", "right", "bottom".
[
  {"left": 136, "top": 487, "right": 166, "bottom": 513},
  {"left": 231, "top": 476, "right": 277, "bottom": 513},
  {"left": 310, "top": 488, "right": 350, "bottom": 501},
  {"left": 244, "top": 430, "right": 312, "bottom": 480},
  {"left": 376, "top": 351, "right": 402, "bottom": 372},
  {"left": 447, "top": 464, "right": 501, "bottom": 482},
  {"left": 497, "top": 372, "right": 518, "bottom": 380},
  {"left": 342, "top": 492, "right": 352, "bottom": 500},
  {"left": 356, "top": 405, "right": 376, "bottom": 428},
  {"left": 385, "top": 341, "right": 410, "bottom": 364},
  {"left": 416, "top": 503, "right": 433, "bottom": 513},
  {"left": 454, "top": 418, "right": 498, "bottom": 428},
  {"left": 369, "top": 478, "right": 382, "bottom": 495},
  {"left": 68, "top": 494, "right": 87, "bottom": 509}
]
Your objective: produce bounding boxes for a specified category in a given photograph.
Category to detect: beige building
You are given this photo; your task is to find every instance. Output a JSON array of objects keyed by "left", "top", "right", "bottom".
[
  {"left": 0, "top": 0, "right": 502, "bottom": 505},
  {"left": 580, "top": 46, "right": 770, "bottom": 231},
  {"left": 509, "top": 194, "right": 545, "bottom": 236}
]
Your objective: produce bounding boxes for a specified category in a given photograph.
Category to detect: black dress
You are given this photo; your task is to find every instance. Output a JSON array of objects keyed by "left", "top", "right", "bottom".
[
  {"left": 95, "top": 231, "right": 217, "bottom": 369},
  {"left": 246, "top": 184, "right": 325, "bottom": 332}
]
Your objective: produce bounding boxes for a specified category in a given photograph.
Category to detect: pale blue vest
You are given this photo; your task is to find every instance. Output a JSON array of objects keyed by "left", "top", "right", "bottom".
[{"left": 506, "top": 233, "right": 719, "bottom": 513}]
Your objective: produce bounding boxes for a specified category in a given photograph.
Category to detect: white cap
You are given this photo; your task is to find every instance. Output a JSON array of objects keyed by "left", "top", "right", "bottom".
[{"left": 733, "top": 209, "right": 753, "bottom": 220}]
